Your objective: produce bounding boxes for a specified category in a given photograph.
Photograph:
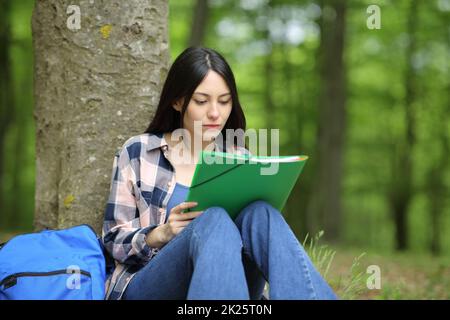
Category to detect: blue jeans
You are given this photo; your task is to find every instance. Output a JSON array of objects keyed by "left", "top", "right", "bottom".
[{"left": 122, "top": 200, "right": 337, "bottom": 300}]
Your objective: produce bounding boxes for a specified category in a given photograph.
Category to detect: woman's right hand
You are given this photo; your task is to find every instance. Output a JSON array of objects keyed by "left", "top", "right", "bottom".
[
  {"left": 145, "top": 202, "right": 203, "bottom": 248},
  {"left": 162, "top": 202, "right": 203, "bottom": 243},
  {"left": 145, "top": 202, "right": 203, "bottom": 249}
]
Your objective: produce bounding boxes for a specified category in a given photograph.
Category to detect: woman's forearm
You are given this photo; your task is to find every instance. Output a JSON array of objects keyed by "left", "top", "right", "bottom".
[{"left": 145, "top": 224, "right": 170, "bottom": 249}]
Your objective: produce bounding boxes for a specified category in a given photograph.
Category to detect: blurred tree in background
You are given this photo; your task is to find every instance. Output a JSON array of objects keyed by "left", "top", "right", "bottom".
[
  {"left": 1, "top": 0, "right": 35, "bottom": 232},
  {"left": 0, "top": 0, "right": 449, "bottom": 261}
]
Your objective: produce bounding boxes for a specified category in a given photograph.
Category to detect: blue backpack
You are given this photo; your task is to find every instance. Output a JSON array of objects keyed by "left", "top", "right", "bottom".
[{"left": 0, "top": 224, "right": 111, "bottom": 300}]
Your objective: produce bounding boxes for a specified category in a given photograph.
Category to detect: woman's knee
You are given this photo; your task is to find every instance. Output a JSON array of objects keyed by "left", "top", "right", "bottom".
[
  {"left": 194, "top": 206, "right": 238, "bottom": 231},
  {"left": 245, "top": 200, "right": 276, "bottom": 212},
  {"left": 240, "top": 200, "right": 281, "bottom": 222},
  {"left": 191, "top": 206, "right": 242, "bottom": 244}
]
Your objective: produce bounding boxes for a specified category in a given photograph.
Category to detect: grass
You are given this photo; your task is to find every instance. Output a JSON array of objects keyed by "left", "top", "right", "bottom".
[
  {"left": 303, "top": 231, "right": 450, "bottom": 300},
  {"left": 303, "top": 231, "right": 368, "bottom": 299}
]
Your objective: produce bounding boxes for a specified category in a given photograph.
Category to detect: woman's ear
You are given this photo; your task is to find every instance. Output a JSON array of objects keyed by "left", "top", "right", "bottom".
[{"left": 172, "top": 98, "right": 184, "bottom": 113}]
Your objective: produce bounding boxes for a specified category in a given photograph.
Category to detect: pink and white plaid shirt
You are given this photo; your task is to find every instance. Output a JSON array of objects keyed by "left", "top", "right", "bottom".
[{"left": 102, "top": 132, "right": 249, "bottom": 299}]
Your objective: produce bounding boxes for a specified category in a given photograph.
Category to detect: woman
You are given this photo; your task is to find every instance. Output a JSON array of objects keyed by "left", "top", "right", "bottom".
[{"left": 102, "top": 46, "right": 337, "bottom": 300}]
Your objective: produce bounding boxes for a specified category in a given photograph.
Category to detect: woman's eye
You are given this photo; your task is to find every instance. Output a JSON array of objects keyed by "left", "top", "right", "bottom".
[{"left": 194, "top": 99, "right": 230, "bottom": 105}]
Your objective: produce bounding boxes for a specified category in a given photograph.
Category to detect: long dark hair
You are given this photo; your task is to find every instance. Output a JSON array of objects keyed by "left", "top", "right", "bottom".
[{"left": 144, "top": 47, "right": 246, "bottom": 146}]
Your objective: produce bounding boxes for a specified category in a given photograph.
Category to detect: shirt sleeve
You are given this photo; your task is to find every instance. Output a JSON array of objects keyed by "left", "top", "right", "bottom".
[{"left": 102, "top": 144, "right": 158, "bottom": 266}]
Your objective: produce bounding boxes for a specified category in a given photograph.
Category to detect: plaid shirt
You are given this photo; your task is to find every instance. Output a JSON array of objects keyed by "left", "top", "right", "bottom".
[{"left": 102, "top": 132, "right": 250, "bottom": 300}]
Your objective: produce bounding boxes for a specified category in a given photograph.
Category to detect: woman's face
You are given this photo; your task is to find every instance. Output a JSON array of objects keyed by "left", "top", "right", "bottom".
[{"left": 174, "top": 70, "right": 233, "bottom": 143}]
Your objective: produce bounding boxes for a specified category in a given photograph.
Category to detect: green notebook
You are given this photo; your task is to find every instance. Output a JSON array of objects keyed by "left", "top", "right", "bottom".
[{"left": 185, "top": 150, "right": 308, "bottom": 220}]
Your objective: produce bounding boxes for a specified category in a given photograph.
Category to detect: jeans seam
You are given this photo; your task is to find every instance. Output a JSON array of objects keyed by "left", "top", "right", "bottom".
[{"left": 288, "top": 234, "right": 318, "bottom": 299}]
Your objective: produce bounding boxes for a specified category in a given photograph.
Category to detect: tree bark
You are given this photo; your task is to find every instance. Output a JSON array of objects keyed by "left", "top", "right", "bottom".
[{"left": 32, "top": 0, "right": 169, "bottom": 233}]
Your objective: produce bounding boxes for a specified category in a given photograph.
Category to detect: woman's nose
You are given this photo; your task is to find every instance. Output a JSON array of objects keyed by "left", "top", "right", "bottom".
[{"left": 207, "top": 103, "right": 220, "bottom": 119}]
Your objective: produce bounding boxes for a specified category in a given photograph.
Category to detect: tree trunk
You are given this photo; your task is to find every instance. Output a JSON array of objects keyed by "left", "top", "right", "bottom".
[
  {"left": 32, "top": 0, "right": 169, "bottom": 233},
  {"left": 187, "top": 0, "right": 209, "bottom": 47},
  {"left": 0, "top": 0, "right": 14, "bottom": 229},
  {"left": 307, "top": 0, "right": 347, "bottom": 241},
  {"left": 388, "top": 0, "right": 419, "bottom": 251},
  {"left": 427, "top": 83, "right": 449, "bottom": 255},
  {"left": 262, "top": 0, "right": 275, "bottom": 155},
  {"left": 282, "top": 41, "right": 311, "bottom": 240},
  {"left": 264, "top": 45, "right": 275, "bottom": 130}
]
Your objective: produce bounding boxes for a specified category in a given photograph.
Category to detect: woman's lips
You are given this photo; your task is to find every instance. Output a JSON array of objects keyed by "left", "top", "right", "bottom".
[{"left": 203, "top": 125, "right": 220, "bottom": 128}]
